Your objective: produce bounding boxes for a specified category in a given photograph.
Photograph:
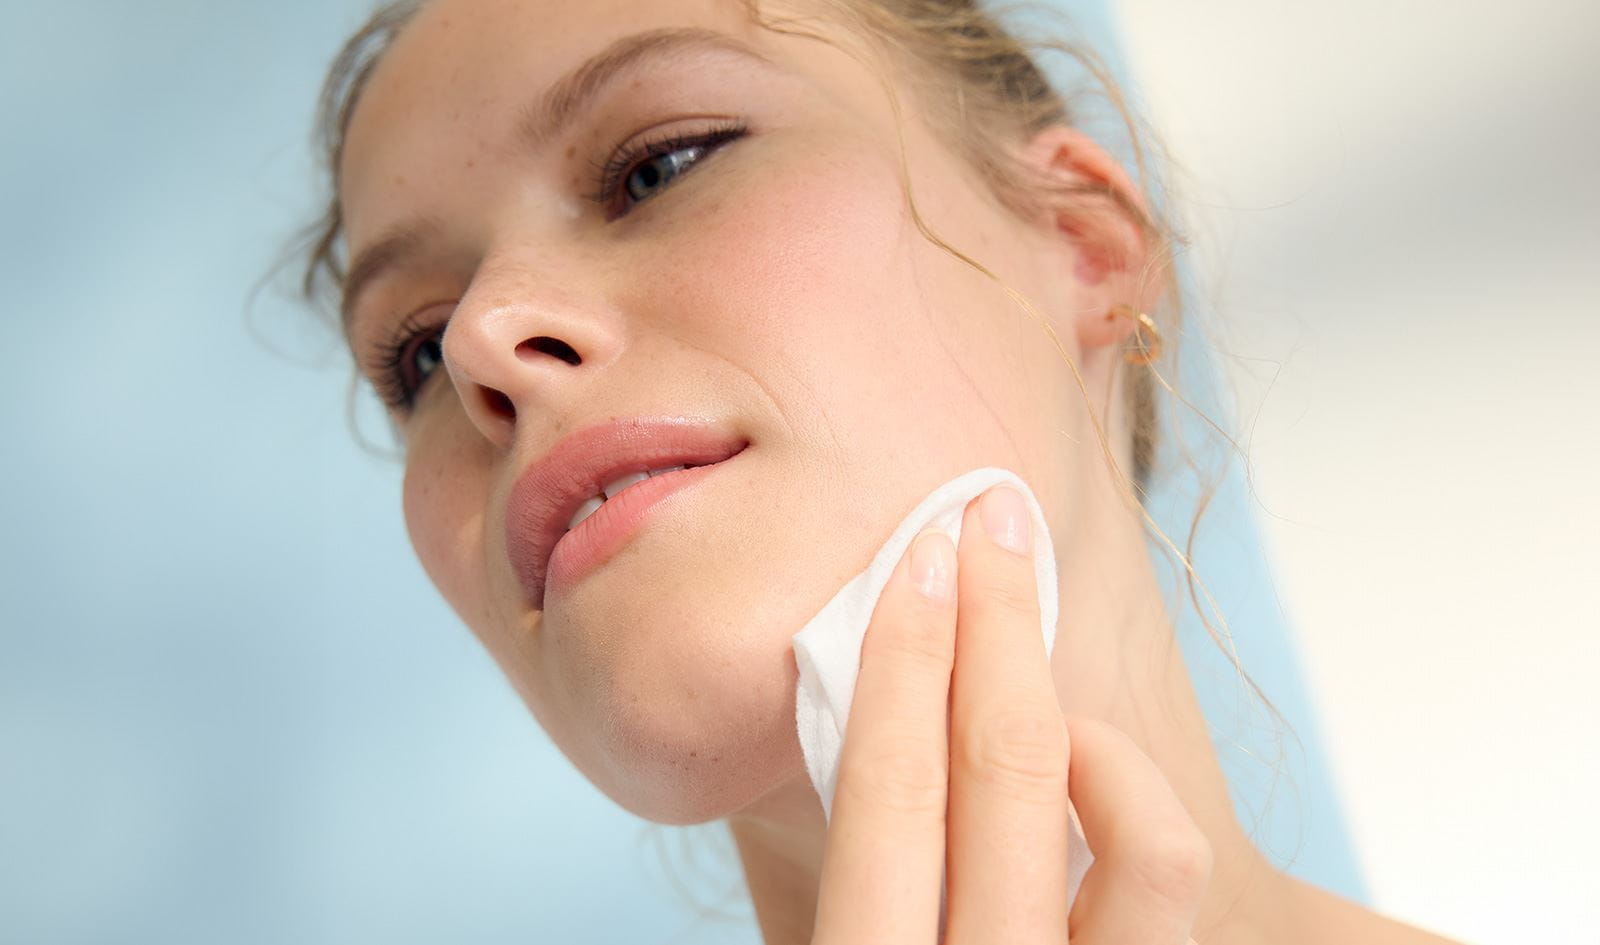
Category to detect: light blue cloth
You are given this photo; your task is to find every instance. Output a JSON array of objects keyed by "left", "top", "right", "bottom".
[{"left": 0, "top": 1, "right": 1360, "bottom": 942}]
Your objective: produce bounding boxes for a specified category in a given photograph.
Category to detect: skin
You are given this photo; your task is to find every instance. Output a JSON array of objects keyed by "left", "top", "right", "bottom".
[{"left": 337, "top": 0, "right": 1467, "bottom": 941}]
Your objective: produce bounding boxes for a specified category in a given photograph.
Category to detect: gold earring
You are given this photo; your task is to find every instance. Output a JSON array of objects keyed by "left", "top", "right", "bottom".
[{"left": 1110, "top": 304, "right": 1162, "bottom": 365}]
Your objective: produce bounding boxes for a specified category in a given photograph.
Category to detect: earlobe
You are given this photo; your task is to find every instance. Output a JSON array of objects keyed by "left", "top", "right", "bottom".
[
  {"left": 1073, "top": 301, "right": 1164, "bottom": 365},
  {"left": 1076, "top": 298, "right": 1136, "bottom": 354}
]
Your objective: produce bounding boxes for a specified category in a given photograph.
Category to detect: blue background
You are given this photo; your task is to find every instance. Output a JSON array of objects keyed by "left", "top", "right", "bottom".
[{"left": 0, "top": 1, "right": 1362, "bottom": 941}]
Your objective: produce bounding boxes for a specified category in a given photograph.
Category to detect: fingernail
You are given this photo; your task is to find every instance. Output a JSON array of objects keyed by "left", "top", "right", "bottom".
[
  {"left": 909, "top": 529, "right": 954, "bottom": 602},
  {"left": 980, "top": 485, "right": 1031, "bottom": 554}
]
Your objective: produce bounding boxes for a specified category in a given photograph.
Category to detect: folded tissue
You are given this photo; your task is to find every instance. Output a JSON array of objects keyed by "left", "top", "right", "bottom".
[{"left": 792, "top": 466, "right": 1094, "bottom": 917}]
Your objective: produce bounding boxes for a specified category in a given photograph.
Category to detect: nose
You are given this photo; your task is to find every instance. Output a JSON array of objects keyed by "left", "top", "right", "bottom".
[{"left": 439, "top": 255, "right": 621, "bottom": 450}]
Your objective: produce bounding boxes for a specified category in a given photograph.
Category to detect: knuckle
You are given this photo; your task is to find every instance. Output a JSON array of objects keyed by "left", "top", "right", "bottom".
[
  {"left": 977, "top": 570, "right": 1041, "bottom": 619},
  {"left": 840, "top": 733, "right": 948, "bottom": 816},
  {"left": 1128, "top": 821, "right": 1214, "bottom": 908},
  {"left": 867, "top": 611, "right": 953, "bottom": 675},
  {"left": 959, "top": 705, "right": 1068, "bottom": 796}
]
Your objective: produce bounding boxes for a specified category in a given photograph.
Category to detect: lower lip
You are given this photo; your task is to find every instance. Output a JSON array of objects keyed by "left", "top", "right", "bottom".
[{"left": 542, "top": 454, "right": 739, "bottom": 607}]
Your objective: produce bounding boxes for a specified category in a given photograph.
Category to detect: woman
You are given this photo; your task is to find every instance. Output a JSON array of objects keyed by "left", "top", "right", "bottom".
[{"left": 299, "top": 0, "right": 1468, "bottom": 941}]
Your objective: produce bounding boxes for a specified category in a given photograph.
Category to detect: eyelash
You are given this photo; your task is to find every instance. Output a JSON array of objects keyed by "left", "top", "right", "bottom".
[
  {"left": 585, "top": 119, "right": 749, "bottom": 216},
  {"left": 365, "top": 120, "right": 750, "bottom": 413},
  {"left": 367, "top": 305, "right": 446, "bottom": 412}
]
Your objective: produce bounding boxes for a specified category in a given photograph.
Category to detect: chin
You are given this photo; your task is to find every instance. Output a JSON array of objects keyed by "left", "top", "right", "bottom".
[
  {"left": 558, "top": 645, "right": 804, "bottom": 825},
  {"left": 531, "top": 564, "right": 815, "bottom": 824},
  {"left": 586, "top": 705, "right": 805, "bottom": 826},
  {"left": 529, "top": 506, "right": 851, "bottom": 823}
]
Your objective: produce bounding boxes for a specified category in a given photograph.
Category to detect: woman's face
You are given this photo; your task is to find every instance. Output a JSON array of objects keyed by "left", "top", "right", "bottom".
[{"left": 339, "top": 0, "right": 1130, "bottom": 823}]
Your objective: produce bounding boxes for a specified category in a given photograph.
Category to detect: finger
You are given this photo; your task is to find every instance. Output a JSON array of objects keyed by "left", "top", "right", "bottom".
[
  {"left": 814, "top": 528, "right": 958, "bottom": 945},
  {"left": 1064, "top": 717, "right": 1213, "bottom": 945},
  {"left": 945, "top": 485, "right": 1071, "bottom": 944}
]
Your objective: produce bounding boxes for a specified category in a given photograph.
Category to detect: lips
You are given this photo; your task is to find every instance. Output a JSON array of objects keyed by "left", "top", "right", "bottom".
[{"left": 504, "top": 416, "right": 749, "bottom": 609}]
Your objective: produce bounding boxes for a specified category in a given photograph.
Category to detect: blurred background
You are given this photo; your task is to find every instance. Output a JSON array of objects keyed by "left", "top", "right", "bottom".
[
  {"left": 1117, "top": 2, "right": 1600, "bottom": 940},
  {"left": 1, "top": 1, "right": 1594, "bottom": 943}
]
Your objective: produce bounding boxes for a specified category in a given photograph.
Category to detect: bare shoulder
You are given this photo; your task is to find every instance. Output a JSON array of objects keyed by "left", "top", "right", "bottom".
[{"left": 1286, "top": 874, "right": 1471, "bottom": 945}]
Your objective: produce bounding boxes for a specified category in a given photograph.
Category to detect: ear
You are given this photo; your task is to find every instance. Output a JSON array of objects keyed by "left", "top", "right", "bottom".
[{"left": 1016, "top": 124, "right": 1162, "bottom": 357}]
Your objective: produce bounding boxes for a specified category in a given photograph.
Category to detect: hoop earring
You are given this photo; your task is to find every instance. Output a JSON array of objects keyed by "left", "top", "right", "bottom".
[{"left": 1110, "top": 304, "right": 1163, "bottom": 365}]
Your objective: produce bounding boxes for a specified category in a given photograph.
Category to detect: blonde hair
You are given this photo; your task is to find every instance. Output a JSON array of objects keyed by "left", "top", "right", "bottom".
[{"left": 293, "top": 0, "right": 1290, "bottom": 925}]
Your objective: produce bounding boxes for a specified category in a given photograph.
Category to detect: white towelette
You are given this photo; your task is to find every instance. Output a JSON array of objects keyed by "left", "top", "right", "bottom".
[{"left": 792, "top": 466, "right": 1094, "bottom": 917}]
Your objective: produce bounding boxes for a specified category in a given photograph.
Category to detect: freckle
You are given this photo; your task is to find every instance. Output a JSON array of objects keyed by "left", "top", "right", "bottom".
[
  {"left": 465, "top": 157, "right": 475, "bottom": 168},
  {"left": 711, "top": 756, "right": 721, "bottom": 763},
  {"left": 565, "top": 145, "right": 576, "bottom": 159},
  {"left": 690, "top": 750, "right": 699, "bottom": 758}
]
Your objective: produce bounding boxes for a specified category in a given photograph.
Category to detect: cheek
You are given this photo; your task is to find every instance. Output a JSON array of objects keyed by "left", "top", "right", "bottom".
[
  {"left": 659, "top": 135, "right": 1041, "bottom": 475},
  {"left": 695, "top": 145, "right": 909, "bottom": 347},
  {"left": 400, "top": 422, "right": 494, "bottom": 632},
  {"left": 648, "top": 139, "right": 986, "bottom": 456}
]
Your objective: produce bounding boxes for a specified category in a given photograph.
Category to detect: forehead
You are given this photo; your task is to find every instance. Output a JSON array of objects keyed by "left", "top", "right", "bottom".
[
  {"left": 350, "top": 0, "right": 754, "bottom": 119},
  {"left": 338, "top": 0, "right": 810, "bottom": 231}
]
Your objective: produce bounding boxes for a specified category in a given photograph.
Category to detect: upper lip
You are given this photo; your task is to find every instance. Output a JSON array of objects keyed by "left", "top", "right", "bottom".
[{"left": 504, "top": 416, "right": 749, "bottom": 609}]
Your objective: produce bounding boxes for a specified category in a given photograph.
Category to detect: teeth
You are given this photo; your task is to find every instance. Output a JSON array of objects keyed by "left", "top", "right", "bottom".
[
  {"left": 602, "top": 471, "right": 650, "bottom": 499},
  {"left": 564, "top": 465, "right": 695, "bottom": 531},
  {"left": 566, "top": 495, "right": 605, "bottom": 532}
]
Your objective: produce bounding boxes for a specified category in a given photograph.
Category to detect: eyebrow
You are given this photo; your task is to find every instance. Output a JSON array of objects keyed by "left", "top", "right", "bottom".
[{"left": 340, "top": 27, "right": 775, "bottom": 336}]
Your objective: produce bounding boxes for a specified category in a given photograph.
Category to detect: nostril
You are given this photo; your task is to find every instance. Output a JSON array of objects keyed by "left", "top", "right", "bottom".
[
  {"left": 518, "top": 336, "right": 580, "bottom": 365},
  {"left": 483, "top": 387, "right": 515, "bottom": 421}
]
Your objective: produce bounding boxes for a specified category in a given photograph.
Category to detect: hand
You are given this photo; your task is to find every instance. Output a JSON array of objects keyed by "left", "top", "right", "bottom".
[{"left": 812, "top": 484, "right": 1213, "bottom": 944}]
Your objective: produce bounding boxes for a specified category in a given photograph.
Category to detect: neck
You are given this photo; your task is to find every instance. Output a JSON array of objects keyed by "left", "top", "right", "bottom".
[{"left": 726, "top": 469, "right": 1302, "bottom": 945}]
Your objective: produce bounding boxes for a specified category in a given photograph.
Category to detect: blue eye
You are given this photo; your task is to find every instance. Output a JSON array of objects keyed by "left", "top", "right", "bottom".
[
  {"left": 625, "top": 149, "right": 692, "bottom": 203},
  {"left": 404, "top": 330, "right": 445, "bottom": 392},
  {"left": 591, "top": 121, "right": 748, "bottom": 218}
]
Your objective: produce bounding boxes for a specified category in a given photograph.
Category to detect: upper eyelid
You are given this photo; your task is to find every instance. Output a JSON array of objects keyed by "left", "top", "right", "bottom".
[
  {"left": 515, "top": 29, "right": 778, "bottom": 152},
  {"left": 589, "top": 120, "right": 748, "bottom": 203}
]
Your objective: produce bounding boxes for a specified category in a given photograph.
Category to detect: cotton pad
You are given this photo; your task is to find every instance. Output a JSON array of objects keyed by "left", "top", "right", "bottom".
[{"left": 792, "top": 466, "right": 1094, "bottom": 916}]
